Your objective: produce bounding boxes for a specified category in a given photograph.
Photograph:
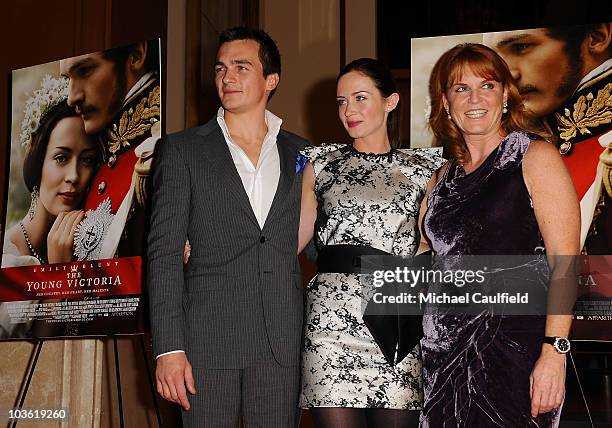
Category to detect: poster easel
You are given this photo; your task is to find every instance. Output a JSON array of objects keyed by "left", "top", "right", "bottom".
[{"left": 9, "top": 335, "right": 163, "bottom": 428}]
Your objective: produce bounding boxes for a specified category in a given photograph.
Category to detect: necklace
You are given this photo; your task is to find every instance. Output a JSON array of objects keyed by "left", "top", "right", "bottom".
[{"left": 19, "top": 221, "right": 47, "bottom": 264}]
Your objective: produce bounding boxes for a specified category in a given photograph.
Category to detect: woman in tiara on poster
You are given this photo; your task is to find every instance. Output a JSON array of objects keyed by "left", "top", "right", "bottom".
[
  {"left": 0, "top": 76, "right": 101, "bottom": 337},
  {"left": 297, "top": 58, "right": 444, "bottom": 427},
  {"left": 420, "top": 43, "right": 579, "bottom": 427}
]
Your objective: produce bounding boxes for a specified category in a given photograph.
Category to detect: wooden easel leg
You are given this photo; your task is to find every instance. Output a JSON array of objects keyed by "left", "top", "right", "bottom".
[
  {"left": 139, "top": 335, "right": 163, "bottom": 427},
  {"left": 112, "top": 336, "right": 125, "bottom": 428},
  {"left": 10, "top": 340, "right": 44, "bottom": 428}
]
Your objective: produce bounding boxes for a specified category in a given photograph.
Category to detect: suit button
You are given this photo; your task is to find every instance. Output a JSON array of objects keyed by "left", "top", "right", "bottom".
[
  {"left": 98, "top": 181, "right": 107, "bottom": 195},
  {"left": 260, "top": 236, "right": 266, "bottom": 243}
]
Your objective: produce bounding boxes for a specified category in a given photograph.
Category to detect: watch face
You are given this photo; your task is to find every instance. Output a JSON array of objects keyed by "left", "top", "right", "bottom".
[{"left": 555, "top": 338, "right": 570, "bottom": 353}]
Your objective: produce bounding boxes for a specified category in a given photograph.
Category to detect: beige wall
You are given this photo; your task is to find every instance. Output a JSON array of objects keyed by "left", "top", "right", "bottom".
[
  {"left": 0, "top": 341, "right": 65, "bottom": 428},
  {"left": 345, "top": 0, "right": 377, "bottom": 62},
  {"left": 262, "top": 0, "right": 346, "bottom": 144},
  {"left": 0, "top": 339, "right": 107, "bottom": 427},
  {"left": 262, "top": 0, "right": 376, "bottom": 144},
  {"left": 0, "top": 336, "right": 178, "bottom": 427}
]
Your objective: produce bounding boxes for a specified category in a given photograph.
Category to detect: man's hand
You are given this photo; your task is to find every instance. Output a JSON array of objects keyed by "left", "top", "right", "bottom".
[
  {"left": 530, "top": 346, "right": 566, "bottom": 417},
  {"left": 156, "top": 352, "right": 196, "bottom": 410}
]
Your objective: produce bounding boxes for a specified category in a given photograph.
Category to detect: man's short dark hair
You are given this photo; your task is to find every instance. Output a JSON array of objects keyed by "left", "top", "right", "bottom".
[
  {"left": 102, "top": 39, "right": 160, "bottom": 74},
  {"left": 218, "top": 27, "right": 281, "bottom": 78},
  {"left": 546, "top": 24, "right": 609, "bottom": 61}
]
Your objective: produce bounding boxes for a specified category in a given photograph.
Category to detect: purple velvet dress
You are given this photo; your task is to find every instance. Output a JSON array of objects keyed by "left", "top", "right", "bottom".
[{"left": 420, "top": 131, "right": 561, "bottom": 427}]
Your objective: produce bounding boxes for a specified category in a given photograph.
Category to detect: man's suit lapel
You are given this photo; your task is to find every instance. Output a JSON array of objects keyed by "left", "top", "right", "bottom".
[
  {"left": 263, "top": 132, "right": 295, "bottom": 232},
  {"left": 197, "top": 123, "right": 260, "bottom": 229}
]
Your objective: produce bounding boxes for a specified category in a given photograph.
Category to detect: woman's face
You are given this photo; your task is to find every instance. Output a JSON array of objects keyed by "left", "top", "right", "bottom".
[
  {"left": 38, "top": 116, "right": 98, "bottom": 217},
  {"left": 336, "top": 71, "right": 395, "bottom": 141},
  {"left": 443, "top": 68, "right": 508, "bottom": 141}
]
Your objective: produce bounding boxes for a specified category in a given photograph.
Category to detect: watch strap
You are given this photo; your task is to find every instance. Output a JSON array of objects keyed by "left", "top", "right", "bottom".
[{"left": 543, "top": 336, "right": 570, "bottom": 353}]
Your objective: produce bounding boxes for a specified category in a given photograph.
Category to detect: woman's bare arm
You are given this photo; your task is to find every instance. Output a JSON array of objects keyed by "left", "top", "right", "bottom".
[
  {"left": 298, "top": 162, "right": 317, "bottom": 254},
  {"left": 523, "top": 139, "right": 580, "bottom": 417}
]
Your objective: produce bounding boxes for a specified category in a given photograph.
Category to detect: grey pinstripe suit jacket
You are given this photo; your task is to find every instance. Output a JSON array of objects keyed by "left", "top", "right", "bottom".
[{"left": 147, "top": 118, "right": 308, "bottom": 369}]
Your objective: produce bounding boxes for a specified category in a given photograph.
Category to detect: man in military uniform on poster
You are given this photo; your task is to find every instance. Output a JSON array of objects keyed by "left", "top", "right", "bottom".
[
  {"left": 60, "top": 40, "right": 161, "bottom": 261},
  {"left": 485, "top": 23, "right": 612, "bottom": 254}
]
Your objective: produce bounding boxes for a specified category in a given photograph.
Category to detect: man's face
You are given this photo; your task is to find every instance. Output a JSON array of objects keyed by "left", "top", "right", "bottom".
[
  {"left": 214, "top": 39, "right": 276, "bottom": 113},
  {"left": 60, "top": 52, "right": 126, "bottom": 135},
  {"left": 484, "top": 29, "right": 583, "bottom": 118}
]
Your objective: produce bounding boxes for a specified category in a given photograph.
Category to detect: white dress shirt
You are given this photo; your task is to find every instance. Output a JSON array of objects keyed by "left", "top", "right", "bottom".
[
  {"left": 157, "top": 108, "right": 283, "bottom": 359},
  {"left": 216, "top": 107, "right": 282, "bottom": 228}
]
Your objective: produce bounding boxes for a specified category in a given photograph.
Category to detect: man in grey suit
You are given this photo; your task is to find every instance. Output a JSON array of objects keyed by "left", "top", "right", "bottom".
[{"left": 147, "top": 27, "right": 308, "bottom": 426}]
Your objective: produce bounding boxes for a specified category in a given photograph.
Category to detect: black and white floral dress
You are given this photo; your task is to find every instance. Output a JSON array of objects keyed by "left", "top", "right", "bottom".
[{"left": 299, "top": 143, "right": 444, "bottom": 409}]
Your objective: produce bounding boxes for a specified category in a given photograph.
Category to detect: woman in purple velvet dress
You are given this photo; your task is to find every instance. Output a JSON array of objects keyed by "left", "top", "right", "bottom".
[{"left": 419, "top": 44, "right": 580, "bottom": 427}]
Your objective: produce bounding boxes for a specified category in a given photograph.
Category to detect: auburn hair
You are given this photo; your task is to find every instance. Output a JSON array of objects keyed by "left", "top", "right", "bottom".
[{"left": 428, "top": 43, "right": 548, "bottom": 163}]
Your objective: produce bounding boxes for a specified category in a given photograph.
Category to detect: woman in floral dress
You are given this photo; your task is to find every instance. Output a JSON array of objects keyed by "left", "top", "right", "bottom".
[{"left": 298, "top": 58, "right": 444, "bottom": 427}]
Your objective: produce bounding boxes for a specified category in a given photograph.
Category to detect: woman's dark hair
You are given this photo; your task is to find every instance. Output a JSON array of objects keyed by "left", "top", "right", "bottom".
[
  {"left": 428, "top": 43, "right": 548, "bottom": 163},
  {"left": 337, "top": 58, "right": 401, "bottom": 148},
  {"left": 23, "top": 102, "right": 82, "bottom": 191}
]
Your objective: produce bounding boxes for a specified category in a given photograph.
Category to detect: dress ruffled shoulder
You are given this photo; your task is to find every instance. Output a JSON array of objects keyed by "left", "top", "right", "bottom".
[
  {"left": 496, "top": 130, "right": 543, "bottom": 171},
  {"left": 300, "top": 143, "right": 347, "bottom": 176},
  {"left": 396, "top": 146, "right": 445, "bottom": 169},
  {"left": 395, "top": 147, "right": 446, "bottom": 186}
]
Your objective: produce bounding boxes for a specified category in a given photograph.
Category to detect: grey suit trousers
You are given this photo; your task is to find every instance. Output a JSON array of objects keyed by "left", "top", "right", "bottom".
[{"left": 182, "top": 348, "right": 300, "bottom": 428}]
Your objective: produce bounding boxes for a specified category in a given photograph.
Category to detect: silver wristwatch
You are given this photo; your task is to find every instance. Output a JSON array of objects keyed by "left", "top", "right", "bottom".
[{"left": 543, "top": 336, "right": 570, "bottom": 354}]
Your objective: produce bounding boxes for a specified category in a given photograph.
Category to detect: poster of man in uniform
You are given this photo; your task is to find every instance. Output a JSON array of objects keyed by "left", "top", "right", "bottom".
[
  {"left": 411, "top": 23, "right": 612, "bottom": 340},
  {"left": 0, "top": 38, "right": 161, "bottom": 339}
]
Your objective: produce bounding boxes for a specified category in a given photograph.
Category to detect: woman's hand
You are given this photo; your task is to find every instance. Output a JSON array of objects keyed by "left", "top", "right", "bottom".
[
  {"left": 47, "top": 210, "right": 84, "bottom": 264},
  {"left": 530, "top": 345, "right": 566, "bottom": 416},
  {"left": 183, "top": 240, "right": 191, "bottom": 265}
]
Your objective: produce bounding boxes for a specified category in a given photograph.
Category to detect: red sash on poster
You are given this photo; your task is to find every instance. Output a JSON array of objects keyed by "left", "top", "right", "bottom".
[{"left": 562, "top": 137, "right": 603, "bottom": 201}]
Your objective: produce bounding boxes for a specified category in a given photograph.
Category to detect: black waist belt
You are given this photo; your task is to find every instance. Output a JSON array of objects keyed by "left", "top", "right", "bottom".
[
  {"left": 317, "top": 244, "right": 427, "bottom": 367},
  {"left": 316, "top": 244, "right": 391, "bottom": 274}
]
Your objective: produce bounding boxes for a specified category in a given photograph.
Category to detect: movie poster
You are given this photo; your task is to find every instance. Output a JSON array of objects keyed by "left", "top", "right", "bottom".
[
  {"left": 0, "top": 39, "right": 161, "bottom": 339},
  {"left": 411, "top": 24, "right": 612, "bottom": 341}
]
